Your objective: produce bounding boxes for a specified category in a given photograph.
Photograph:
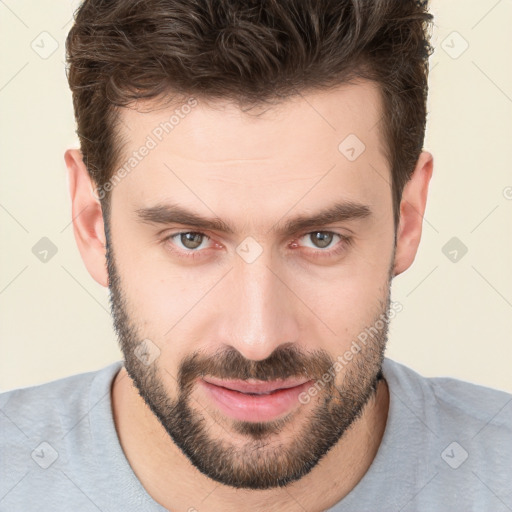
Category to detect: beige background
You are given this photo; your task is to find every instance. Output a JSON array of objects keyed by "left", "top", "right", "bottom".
[{"left": 1, "top": 0, "right": 511, "bottom": 392}]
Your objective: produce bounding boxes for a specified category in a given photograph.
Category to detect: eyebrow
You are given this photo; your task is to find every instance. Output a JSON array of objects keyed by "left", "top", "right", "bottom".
[{"left": 135, "top": 200, "right": 372, "bottom": 235}]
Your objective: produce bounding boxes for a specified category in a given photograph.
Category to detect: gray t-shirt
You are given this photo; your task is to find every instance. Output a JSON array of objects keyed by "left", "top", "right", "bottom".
[{"left": 1, "top": 358, "right": 511, "bottom": 511}]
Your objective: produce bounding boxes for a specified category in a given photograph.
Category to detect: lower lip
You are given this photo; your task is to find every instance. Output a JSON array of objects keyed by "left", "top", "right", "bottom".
[{"left": 199, "top": 379, "right": 314, "bottom": 422}]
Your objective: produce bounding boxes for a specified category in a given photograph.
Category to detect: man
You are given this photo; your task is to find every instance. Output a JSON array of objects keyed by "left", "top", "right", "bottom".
[{"left": 1, "top": 0, "right": 511, "bottom": 510}]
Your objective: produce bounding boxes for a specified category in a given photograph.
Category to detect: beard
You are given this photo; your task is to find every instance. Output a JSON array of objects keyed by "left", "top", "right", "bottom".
[{"left": 105, "top": 224, "right": 392, "bottom": 490}]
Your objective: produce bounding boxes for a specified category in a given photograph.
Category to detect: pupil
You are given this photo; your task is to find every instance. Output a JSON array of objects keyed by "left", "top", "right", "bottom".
[
  {"left": 312, "top": 232, "right": 332, "bottom": 249},
  {"left": 181, "top": 232, "right": 202, "bottom": 249}
]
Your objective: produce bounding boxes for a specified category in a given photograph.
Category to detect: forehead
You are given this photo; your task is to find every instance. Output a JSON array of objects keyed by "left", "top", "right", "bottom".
[
  {"left": 111, "top": 80, "right": 390, "bottom": 227},
  {"left": 117, "top": 80, "right": 386, "bottom": 163}
]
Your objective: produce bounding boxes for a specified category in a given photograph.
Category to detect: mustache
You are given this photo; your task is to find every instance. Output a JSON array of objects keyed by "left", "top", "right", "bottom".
[{"left": 176, "top": 343, "right": 334, "bottom": 391}]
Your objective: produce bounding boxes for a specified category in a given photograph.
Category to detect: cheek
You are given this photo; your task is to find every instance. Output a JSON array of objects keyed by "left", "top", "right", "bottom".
[
  {"left": 304, "top": 272, "right": 389, "bottom": 344},
  {"left": 293, "top": 235, "right": 391, "bottom": 327},
  {"left": 116, "top": 249, "right": 225, "bottom": 357}
]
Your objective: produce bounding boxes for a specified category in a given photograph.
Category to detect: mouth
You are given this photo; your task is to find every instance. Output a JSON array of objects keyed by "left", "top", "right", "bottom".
[
  {"left": 201, "top": 376, "right": 310, "bottom": 394},
  {"left": 199, "top": 377, "right": 314, "bottom": 422}
]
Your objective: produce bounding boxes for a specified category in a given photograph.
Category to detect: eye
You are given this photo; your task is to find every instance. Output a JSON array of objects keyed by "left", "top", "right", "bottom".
[
  {"left": 292, "top": 231, "right": 352, "bottom": 259},
  {"left": 300, "top": 231, "right": 338, "bottom": 250},
  {"left": 166, "top": 232, "right": 212, "bottom": 252},
  {"left": 162, "top": 230, "right": 351, "bottom": 261}
]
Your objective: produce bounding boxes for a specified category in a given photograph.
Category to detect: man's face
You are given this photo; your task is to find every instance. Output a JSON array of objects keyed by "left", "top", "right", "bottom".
[{"left": 106, "top": 81, "right": 396, "bottom": 489}]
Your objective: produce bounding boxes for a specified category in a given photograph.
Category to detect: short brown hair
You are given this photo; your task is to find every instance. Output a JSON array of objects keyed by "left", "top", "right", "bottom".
[{"left": 65, "top": 0, "right": 434, "bottom": 229}]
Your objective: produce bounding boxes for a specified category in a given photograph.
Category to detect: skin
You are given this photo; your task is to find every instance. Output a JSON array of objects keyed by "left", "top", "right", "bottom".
[{"left": 65, "top": 80, "right": 433, "bottom": 511}]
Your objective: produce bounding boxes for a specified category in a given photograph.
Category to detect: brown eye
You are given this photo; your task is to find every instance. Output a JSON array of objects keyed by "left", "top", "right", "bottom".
[
  {"left": 163, "top": 231, "right": 211, "bottom": 253},
  {"left": 309, "top": 231, "right": 334, "bottom": 249},
  {"left": 293, "top": 231, "right": 352, "bottom": 260},
  {"left": 179, "top": 232, "right": 204, "bottom": 250},
  {"left": 299, "top": 231, "right": 338, "bottom": 250}
]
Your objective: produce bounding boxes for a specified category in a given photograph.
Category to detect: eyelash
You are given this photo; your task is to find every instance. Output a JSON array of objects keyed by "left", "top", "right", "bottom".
[{"left": 161, "top": 231, "right": 352, "bottom": 260}]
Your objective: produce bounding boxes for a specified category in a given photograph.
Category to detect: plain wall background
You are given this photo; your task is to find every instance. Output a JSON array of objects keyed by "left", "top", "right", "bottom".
[{"left": 0, "top": 0, "right": 511, "bottom": 392}]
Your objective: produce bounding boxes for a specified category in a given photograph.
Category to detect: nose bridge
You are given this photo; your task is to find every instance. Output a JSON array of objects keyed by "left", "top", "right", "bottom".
[{"left": 219, "top": 248, "right": 300, "bottom": 361}]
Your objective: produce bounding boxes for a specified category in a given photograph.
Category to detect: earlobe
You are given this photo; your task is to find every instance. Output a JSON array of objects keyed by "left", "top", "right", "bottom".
[
  {"left": 392, "top": 151, "right": 434, "bottom": 277},
  {"left": 64, "top": 148, "right": 109, "bottom": 288}
]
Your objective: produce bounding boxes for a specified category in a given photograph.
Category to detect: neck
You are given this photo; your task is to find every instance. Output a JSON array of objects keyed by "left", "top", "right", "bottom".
[{"left": 111, "top": 367, "right": 389, "bottom": 512}]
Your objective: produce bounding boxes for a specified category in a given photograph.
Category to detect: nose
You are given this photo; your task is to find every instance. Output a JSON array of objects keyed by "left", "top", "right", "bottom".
[{"left": 216, "top": 246, "right": 301, "bottom": 361}]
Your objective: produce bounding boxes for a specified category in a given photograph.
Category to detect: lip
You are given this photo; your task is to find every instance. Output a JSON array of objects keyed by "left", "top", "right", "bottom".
[
  {"left": 199, "top": 378, "right": 314, "bottom": 422},
  {"left": 201, "top": 376, "right": 310, "bottom": 394}
]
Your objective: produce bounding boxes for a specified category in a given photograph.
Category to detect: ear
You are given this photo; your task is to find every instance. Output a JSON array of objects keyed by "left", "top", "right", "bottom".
[
  {"left": 64, "top": 148, "right": 108, "bottom": 287},
  {"left": 392, "top": 151, "right": 434, "bottom": 277}
]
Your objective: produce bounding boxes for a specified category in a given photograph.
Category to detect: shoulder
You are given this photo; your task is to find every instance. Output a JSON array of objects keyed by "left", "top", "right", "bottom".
[
  {"left": 382, "top": 357, "right": 512, "bottom": 442},
  {"left": 0, "top": 363, "right": 140, "bottom": 509},
  {"left": 0, "top": 362, "right": 123, "bottom": 441},
  {"left": 376, "top": 359, "right": 512, "bottom": 508}
]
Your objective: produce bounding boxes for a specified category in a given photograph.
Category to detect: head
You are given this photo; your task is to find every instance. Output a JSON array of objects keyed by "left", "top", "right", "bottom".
[{"left": 64, "top": 0, "right": 434, "bottom": 490}]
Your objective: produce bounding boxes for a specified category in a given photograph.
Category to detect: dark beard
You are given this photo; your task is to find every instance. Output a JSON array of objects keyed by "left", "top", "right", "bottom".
[{"left": 105, "top": 223, "right": 389, "bottom": 490}]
